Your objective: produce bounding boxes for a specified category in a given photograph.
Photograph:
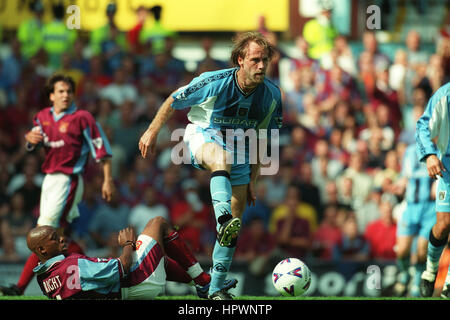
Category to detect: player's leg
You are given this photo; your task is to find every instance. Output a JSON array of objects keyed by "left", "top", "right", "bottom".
[
  {"left": 394, "top": 235, "right": 414, "bottom": 296},
  {"left": 411, "top": 236, "right": 428, "bottom": 296},
  {"left": 421, "top": 212, "right": 450, "bottom": 297},
  {"left": 209, "top": 184, "right": 247, "bottom": 299},
  {"left": 140, "top": 217, "right": 212, "bottom": 284}
]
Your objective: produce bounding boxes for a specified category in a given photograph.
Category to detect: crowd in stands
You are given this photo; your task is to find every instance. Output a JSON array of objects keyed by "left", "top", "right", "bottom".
[{"left": 0, "top": 2, "right": 449, "bottom": 274}]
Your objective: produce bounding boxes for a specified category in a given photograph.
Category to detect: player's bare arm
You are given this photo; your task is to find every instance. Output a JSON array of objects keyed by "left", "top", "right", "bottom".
[
  {"left": 139, "top": 95, "right": 175, "bottom": 158},
  {"left": 248, "top": 163, "right": 261, "bottom": 206},
  {"left": 117, "top": 227, "right": 136, "bottom": 274},
  {"left": 425, "top": 154, "right": 446, "bottom": 180},
  {"left": 101, "top": 158, "right": 115, "bottom": 202}
]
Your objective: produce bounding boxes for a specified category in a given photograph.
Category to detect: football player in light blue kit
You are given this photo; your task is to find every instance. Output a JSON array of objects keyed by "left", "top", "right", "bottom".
[
  {"left": 139, "top": 32, "right": 282, "bottom": 299},
  {"left": 394, "top": 140, "right": 436, "bottom": 297},
  {"left": 415, "top": 82, "right": 450, "bottom": 298}
]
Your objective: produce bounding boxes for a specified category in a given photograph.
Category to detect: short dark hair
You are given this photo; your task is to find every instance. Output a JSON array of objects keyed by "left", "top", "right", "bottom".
[
  {"left": 230, "top": 32, "right": 276, "bottom": 67},
  {"left": 46, "top": 74, "right": 76, "bottom": 97}
]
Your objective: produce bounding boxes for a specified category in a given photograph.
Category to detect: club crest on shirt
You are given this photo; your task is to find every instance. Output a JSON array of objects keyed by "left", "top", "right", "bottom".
[
  {"left": 92, "top": 137, "right": 103, "bottom": 149},
  {"left": 59, "top": 122, "right": 69, "bottom": 133},
  {"left": 438, "top": 191, "right": 446, "bottom": 201}
]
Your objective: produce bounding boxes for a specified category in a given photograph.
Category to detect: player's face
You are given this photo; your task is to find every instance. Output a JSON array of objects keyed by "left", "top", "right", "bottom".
[
  {"left": 40, "top": 228, "right": 68, "bottom": 258},
  {"left": 238, "top": 41, "right": 270, "bottom": 88},
  {"left": 50, "top": 81, "right": 74, "bottom": 113}
]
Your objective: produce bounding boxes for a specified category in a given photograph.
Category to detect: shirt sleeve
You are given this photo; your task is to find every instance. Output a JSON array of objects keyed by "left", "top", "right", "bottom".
[
  {"left": 415, "top": 88, "right": 448, "bottom": 162},
  {"left": 170, "top": 74, "right": 215, "bottom": 110},
  {"left": 81, "top": 112, "right": 113, "bottom": 162},
  {"left": 77, "top": 257, "right": 123, "bottom": 293}
]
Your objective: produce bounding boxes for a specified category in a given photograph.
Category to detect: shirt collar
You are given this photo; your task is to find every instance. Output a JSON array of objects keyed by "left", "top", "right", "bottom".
[
  {"left": 51, "top": 102, "right": 77, "bottom": 121},
  {"left": 33, "top": 254, "right": 65, "bottom": 275}
]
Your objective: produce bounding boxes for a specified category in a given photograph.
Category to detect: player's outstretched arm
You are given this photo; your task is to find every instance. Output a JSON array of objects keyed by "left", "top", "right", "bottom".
[
  {"left": 101, "top": 158, "right": 115, "bottom": 202},
  {"left": 139, "top": 95, "right": 175, "bottom": 158}
]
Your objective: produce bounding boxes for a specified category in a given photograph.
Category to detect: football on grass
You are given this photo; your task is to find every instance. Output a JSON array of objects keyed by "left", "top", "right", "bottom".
[{"left": 272, "top": 258, "right": 311, "bottom": 297}]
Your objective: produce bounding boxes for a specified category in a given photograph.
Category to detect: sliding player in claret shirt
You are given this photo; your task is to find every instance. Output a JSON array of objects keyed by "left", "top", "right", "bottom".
[
  {"left": 27, "top": 216, "right": 227, "bottom": 299},
  {"left": 0, "top": 74, "right": 115, "bottom": 296}
]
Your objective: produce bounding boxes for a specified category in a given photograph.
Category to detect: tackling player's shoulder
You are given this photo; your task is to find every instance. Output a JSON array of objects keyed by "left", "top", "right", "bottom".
[{"left": 183, "top": 67, "right": 236, "bottom": 96}]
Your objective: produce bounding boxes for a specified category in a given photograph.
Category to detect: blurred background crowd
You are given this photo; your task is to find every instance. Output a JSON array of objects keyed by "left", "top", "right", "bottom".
[{"left": 0, "top": 0, "right": 449, "bottom": 279}]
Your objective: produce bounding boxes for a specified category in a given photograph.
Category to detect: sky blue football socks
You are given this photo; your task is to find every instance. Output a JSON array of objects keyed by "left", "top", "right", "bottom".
[{"left": 209, "top": 170, "right": 235, "bottom": 295}]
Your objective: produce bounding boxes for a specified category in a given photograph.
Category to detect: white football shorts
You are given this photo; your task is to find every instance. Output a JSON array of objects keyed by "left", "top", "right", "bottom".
[
  {"left": 37, "top": 173, "right": 83, "bottom": 228},
  {"left": 121, "top": 234, "right": 166, "bottom": 300}
]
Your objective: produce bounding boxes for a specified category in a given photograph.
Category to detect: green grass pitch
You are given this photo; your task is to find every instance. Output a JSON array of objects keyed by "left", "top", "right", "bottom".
[{"left": 0, "top": 295, "right": 444, "bottom": 300}]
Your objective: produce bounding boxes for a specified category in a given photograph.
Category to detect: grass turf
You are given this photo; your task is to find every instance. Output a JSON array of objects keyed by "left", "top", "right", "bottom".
[{"left": 0, "top": 295, "right": 444, "bottom": 300}]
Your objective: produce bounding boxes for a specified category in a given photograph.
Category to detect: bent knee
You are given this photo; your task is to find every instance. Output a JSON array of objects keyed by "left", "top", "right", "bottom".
[{"left": 141, "top": 216, "right": 169, "bottom": 236}]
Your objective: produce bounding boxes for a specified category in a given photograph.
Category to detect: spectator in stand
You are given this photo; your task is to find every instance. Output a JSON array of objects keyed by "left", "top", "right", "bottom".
[
  {"left": 99, "top": 67, "right": 138, "bottom": 107},
  {"left": 312, "top": 204, "right": 343, "bottom": 260},
  {"left": 302, "top": 0, "right": 338, "bottom": 62},
  {"left": 311, "top": 139, "right": 344, "bottom": 183},
  {"left": 284, "top": 67, "right": 317, "bottom": 123},
  {"left": 359, "top": 31, "right": 390, "bottom": 72},
  {"left": 373, "top": 149, "right": 401, "bottom": 191},
  {"left": 16, "top": 0, "right": 44, "bottom": 60},
  {"left": 389, "top": 49, "right": 408, "bottom": 92},
  {"left": 405, "top": 30, "right": 429, "bottom": 72},
  {"left": 332, "top": 213, "right": 369, "bottom": 261},
  {"left": 56, "top": 53, "right": 84, "bottom": 88},
  {"left": 0, "top": 38, "right": 23, "bottom": 106},
  {"left": 236, "top": 217, "right": 276, "bottom": 276},
  {"left": 129, "top": 185, "right": 169, "bottom": 235},
  {"left": 196, "top": 37, "right": 229, "bottom": 74},
  {"left": 364, "top": 197, "right": 397, "bottom": 260},
  {"left": 364, "top": 125, "right": 388, "bottom": 170},
  {"left": 271, "top": 190, "right": 312, "bottom": 260},
  {"left": 71, "top": 181, "right": 101, "bottom": 249},
  {"left": 0, "top": 193, "right": 34, "bottom": 261},
  {"left": 41, "top": 3, "right": 77, "bottom": 70},
  {"left": 170, "top": 179, "right": 213, "bottom": 254},
  {"left": 89, "top": 2, "right": 127, "bottom": 59},
  {"left": 269, "top": 184, "right": 317, "bottom": 236},
  {"left": 153, "top": 163, "right": 183, "bottom": 210},
  {"left": 337, "top": 151, "right": 373, "bottom": 210},
  {"left": 241, "top": 179, "right": 272, "bottom": 229},
  {"left": 297, "top": 161, "right": 322, "bottom": 217},
  {"left": 289, "top": 36, "right": 318, "bottom": 72},
  {"left": 354, "top": 187, "right": 382, "bottom": 234},
  {"left": 88, "top": 192, "right": 130, "bottom": 251},
  {"left": 127, "top": 6, "right": 149, "bottom": 55},
  {"left": 139, "top": 5, "right": 177, "bottom": 55},
  {"left": 118, "top": 170, "right": 143, "bottom": 207},
  {"left": 13, "top": 159, "right": 42, "bottom": 217},
  {"left": 71, "top": 39, "right": 90, "bottom": 74},
  {"left": 369, "top": 63, "right": 402, "bottom": 136}
]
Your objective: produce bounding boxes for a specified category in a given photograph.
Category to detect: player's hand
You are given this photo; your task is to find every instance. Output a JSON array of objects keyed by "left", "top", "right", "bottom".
[
  {"left": 118, "top": 227, "right": 136, "bottom": 247},
  {"left": 102, "top": 178, "right": 115, "bottom": 202},
  {"left": 25, "top": 127, "right": 44, "bottom": 145},
  {"left": 247, "top": 180, "right": 257, "bottom": 206},
  {"left": 139, "top": 128, "right": 158, "bottom": 159},
  {"left": 426, "top": 154, "right": 446, "bottom": 179}
]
